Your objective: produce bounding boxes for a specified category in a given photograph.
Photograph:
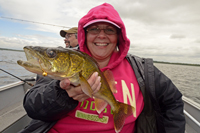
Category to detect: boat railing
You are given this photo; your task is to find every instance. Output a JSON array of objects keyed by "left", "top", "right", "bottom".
[
  {"left": 0, "top": 79, "right": 35, "bottom": 133},
  {"left": 0, "top": 81, "right": 200, "bottom": 133},
  {"left": 183, "top": 96, "right": 200, "bottom": 133}
]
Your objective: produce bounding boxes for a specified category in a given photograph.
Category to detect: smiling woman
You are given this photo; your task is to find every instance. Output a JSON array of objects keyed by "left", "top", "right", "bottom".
[
  {"left": 85, "top": 22, "right": 118, "bottom": 68},
  {"left": 20, "top": 3, "right": 185, "bottom": 133}
]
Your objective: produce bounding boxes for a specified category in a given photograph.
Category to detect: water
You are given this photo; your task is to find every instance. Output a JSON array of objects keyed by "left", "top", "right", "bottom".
[
  {"left": 154, "top": 63, "right": 200, "bottom": 104},
  {"left": 0, "top": 50, "right": 199, "bottom": 104},
  {"left": 0, "top": 50, "right": 36, "bottom": 85}
]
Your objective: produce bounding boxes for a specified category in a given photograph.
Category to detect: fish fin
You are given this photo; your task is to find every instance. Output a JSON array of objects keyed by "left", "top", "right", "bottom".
[
  {"left": 94, "top": 98, "right": 108, "bottom": 114},
  {"left": 79, "top": 71, "right": 93, "bottom": 97},
  {"left": 113, "top": 102, "right": 135, "bottom": 133},
  {"left": 68, "top": 72, "right": 80, "bottom": 86},
  {"left": 103, "top": 70, "right": 117, "bottom": 94}
]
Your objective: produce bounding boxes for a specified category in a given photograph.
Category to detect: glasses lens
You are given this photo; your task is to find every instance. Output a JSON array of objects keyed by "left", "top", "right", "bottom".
[
  {"left": 104, "top": 28, "right": 117, "bottom": 35},
  {"left": 65, "top": 34, "right": 72, "bottom": 39},
  {"left": 87, "top": 27, "right": 117, "bottom": 35},
  {"left": 87, "top": 28, "right": 100, "bottom": 34}
]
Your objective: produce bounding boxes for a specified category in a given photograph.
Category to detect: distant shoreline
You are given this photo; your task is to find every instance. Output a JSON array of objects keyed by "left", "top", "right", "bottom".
[
  {"left": 154, "top": 61, "right": 200, "bottom": 67},
  {"left": 0, "top": 48, "right": 23, "bottom": 52},
  {"left": 1, "top": 47, "right": 199, "bottom": 66}
]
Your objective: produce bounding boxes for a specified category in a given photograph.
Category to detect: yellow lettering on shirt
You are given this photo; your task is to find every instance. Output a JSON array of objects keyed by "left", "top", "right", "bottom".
[
  {"left": 75, "top": 110, "right": 109, "bottom": 124},
  {"left": 121, "top": 80, "right": 136, "bottom": 117}
]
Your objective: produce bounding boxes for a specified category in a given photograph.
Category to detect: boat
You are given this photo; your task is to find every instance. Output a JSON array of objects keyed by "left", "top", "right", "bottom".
[
  {"left": 0, "top": 78, "right": 35, "bottom": 133},
  {"left": 183, "top": 96, "right": 200, "bottom": 133},
  {"left": 0, "top": 79, "right": 200, "bottom": 133}
]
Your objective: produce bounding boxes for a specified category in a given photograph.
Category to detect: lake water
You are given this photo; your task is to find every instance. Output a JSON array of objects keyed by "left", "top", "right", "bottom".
[
  {"left": 0, "top": 50, "right": 36, "bottom": 85},
  {"left": 154, "top": 63, "right": 200, "bottom": 104},
  {"left": 0, "top": 50, "right": 200, "bottom": 104}
]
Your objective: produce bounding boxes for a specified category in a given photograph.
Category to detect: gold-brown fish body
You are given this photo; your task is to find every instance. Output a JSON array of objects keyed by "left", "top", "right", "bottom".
[{"left": 17, "top": 46, "right": 134, "bottom": 133}]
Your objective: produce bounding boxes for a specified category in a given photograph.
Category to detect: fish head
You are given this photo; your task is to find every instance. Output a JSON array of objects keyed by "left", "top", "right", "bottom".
[{"left": 17, "top": 46, "right": 72, "bottom": 79}]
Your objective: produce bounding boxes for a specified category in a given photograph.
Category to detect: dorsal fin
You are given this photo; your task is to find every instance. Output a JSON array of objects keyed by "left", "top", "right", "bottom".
[
  {"left": 95, "top": 70, "right": 117, "bottom": 114},
  {"left": 103, "top": 69, "right": 117, "bottom": 94},
  {"left": 79, "top": 71, "right": 93, "bottom": 97}
]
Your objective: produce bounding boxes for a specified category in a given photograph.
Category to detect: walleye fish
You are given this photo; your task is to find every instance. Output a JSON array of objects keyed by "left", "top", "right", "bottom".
[{"left": 17, "top": 46, "right": 135, "bottom": 133}]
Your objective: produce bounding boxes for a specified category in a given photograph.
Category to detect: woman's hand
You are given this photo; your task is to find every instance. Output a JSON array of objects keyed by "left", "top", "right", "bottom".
[{"left": 60, "top": 72, "right": 101, "bottom": 102}]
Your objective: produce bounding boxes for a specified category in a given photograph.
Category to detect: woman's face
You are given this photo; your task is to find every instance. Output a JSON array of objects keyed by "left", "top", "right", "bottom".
[{"left": 86, "top": 22, "right": 118, "bottom": 61}]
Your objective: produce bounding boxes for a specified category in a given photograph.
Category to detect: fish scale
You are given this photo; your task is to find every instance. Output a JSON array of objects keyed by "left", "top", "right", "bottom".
[{"left": 17, "top": 46, "right": 135, "bottom": 133}]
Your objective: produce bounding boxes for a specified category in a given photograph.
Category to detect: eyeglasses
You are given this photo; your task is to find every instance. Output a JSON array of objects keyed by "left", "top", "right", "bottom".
[
  {"left": 65, "top": 34, "right": 72, "bottom": 39},
  {"left": 86, "top": 27, "right": 117, "bottom": 35}
]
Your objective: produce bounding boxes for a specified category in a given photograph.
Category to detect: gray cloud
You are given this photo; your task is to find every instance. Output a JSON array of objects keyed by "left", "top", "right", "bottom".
[
  {"left": 194, "top": 39, "right": 200, "bottom": 44},
  {"left": 0, "top": 34, "right": 64, "bottom": 50},
  {"left": 0, "top": 0, "right": 200, "bottom": 64},
  {"left": 170, "top": 34, "right": 186, "bottom": 39},
  {"left": 113, "top": 0, "right": 200, "bottom": 25}
]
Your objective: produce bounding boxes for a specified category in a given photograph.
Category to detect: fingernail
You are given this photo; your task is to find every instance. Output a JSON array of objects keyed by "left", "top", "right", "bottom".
[
  {"left": 97, "top": 76, "right": 101, "bottom": 81},
  {"left": 98, "top": 82, "right": 102, "bottom": 90},
  {"left": 94, "top": 72, "right": 98, "bottom": 77}
]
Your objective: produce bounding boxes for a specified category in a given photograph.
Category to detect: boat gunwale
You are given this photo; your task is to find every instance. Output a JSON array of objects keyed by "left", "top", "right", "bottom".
[
  {"left": 183, "top": 96, "right": 200, "bottom": 110},
  {"left": 0, "top": 81, "right": 24, "bottom": 92}
]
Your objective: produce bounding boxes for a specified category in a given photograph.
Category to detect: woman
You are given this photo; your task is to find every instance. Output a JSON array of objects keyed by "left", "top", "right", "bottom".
[{"left": 20, "top": 3, "right": 185, "bottom": 133}]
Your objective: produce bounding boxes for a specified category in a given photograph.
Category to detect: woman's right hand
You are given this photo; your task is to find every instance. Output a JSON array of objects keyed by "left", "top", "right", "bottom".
[{"left": 60, "top": 72, "right": 101, "bottom": 102}]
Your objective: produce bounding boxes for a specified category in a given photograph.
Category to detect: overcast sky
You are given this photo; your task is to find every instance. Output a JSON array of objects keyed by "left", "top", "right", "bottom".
[{"left": 0, "top": 0, "right": 200, "bottom": 64}]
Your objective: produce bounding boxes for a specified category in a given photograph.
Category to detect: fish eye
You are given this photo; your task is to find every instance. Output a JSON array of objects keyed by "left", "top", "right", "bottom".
[{"left": 47, "top": 49, "right": 56, "bottom": 58}]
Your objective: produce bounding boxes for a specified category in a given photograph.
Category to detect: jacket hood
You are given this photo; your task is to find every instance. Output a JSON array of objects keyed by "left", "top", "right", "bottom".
[{"left": 78, "top": 3, "right": 130, "bottom": 71}]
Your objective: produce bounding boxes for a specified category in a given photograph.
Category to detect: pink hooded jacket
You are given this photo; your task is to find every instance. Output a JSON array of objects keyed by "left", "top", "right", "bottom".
[
  {"left": 78, "top": 3, "right": 130, "bottom": 71},
  {"left": 49, "top": 3, "right": 143, "bottom": 133}
]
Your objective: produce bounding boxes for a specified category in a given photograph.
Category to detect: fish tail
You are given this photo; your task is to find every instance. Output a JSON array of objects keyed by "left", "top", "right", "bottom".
[{"left": 113, "top": 102, "right": 135, "bottom": 133}]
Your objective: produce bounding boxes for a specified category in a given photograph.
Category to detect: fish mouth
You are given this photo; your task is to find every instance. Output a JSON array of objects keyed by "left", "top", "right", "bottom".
[
  {"left": 24, "top": 49, "right": 39, "bottom": 64},
  {"left": 17, "top": 46, "right": 49, "bottom": 75},
  {"left": 24, "top": 48, "right": 43, "bottom": 67}
]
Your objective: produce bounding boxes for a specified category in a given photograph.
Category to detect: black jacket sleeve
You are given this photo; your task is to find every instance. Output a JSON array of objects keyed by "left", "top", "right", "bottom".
[
  {"left": 23, "top": 75, "right": 79, "bottom": 122},
  {"left": 154, "top": 67, "right": 185, "bottom": 133}
]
